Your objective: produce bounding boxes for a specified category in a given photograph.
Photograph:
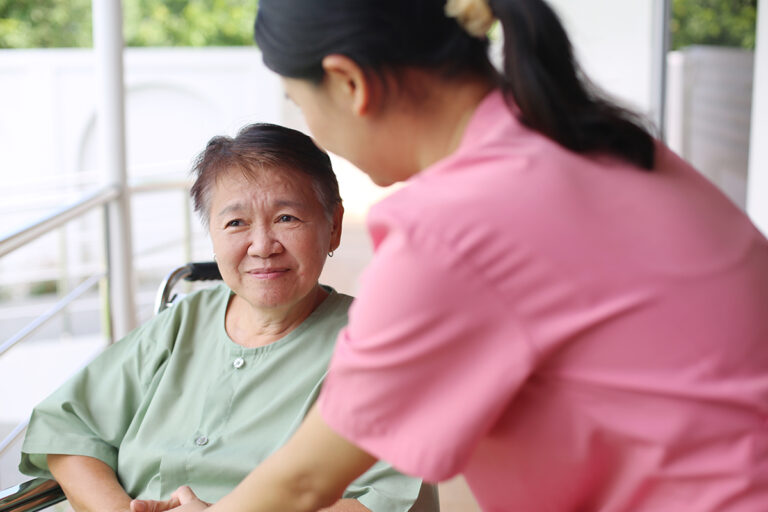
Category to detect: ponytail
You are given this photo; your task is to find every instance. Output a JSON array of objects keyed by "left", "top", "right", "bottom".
[
  {"left": 489, "top": 0, "right": 656, "bottom": 170},
  {"left": 255, "top": 0, "right": 655, "bottom": 169}
]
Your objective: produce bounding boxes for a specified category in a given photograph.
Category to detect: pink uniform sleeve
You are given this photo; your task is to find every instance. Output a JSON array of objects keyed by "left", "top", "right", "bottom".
[{"left": 318, "top": 211, "right": 536, "bottom": 481}]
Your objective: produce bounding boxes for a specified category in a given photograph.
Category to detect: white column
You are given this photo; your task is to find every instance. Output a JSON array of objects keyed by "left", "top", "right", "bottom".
[
  {"left": 664, "top": 51, "right": 689, "bottom": 156},
  {"left": 650, "top": 0, "right": 672, "bottom": 137},
  {"left": 92, "top": 0, "right": 137, "bottom": 338},
  {"left": 747, "top": 1, "right": 768, "bottom": 235}
]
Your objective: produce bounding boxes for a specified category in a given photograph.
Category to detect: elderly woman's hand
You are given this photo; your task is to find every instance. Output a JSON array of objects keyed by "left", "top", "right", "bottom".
[{"left": 130, "top": 486, "right": 210, "bottom": 512}]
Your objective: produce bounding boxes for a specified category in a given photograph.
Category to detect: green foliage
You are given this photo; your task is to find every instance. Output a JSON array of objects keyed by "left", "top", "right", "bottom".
[
  {"left": 29, "top": 279, "right": 58, "bottom": 296},
  {"left": 0, "top": 0, "right": 92, "bottom": 48},
  {"left": 0, "top": 0, "right": 258, "bottom": 48},
  {"left": 1, "top": 0, "right": 759, "bottom": 50},
  {"left": 123, "top": 0, "right": 257, "bottom": 47},
  {"left": 671, "top": 0, "right": 758, "bottom": 50}
]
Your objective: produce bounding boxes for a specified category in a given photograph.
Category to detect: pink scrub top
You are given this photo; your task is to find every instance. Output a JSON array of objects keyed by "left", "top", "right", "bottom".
[{"left": 318, "top": 90, "right": 768, "bottom": 511}]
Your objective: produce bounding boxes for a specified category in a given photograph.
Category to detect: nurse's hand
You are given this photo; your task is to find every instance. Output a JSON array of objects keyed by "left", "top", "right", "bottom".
[{"left": 130, "top": 486, "right": 210, "bottom": 512}]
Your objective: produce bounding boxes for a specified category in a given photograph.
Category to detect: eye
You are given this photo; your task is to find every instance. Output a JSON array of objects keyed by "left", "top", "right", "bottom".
[
  {"left": 277, "top": 214, "right": 298, "bottom": 223},
  {"left": 225, "top": 219, "right": 244, "bottom": 228}
]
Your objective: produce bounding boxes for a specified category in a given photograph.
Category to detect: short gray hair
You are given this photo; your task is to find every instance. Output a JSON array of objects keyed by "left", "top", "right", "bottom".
[{"left": 190, "top": 123, "right": 342, "bottom": 228}]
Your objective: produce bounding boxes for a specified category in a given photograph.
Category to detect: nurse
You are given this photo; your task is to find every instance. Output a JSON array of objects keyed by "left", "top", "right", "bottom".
[{"left": 138, "top": 0, "right": 768, "bottom": 510}]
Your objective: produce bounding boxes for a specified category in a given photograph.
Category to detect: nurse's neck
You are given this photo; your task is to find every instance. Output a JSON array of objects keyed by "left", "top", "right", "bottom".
[{"left": 384, "top": 73, "right": 496, "bottom": 179}]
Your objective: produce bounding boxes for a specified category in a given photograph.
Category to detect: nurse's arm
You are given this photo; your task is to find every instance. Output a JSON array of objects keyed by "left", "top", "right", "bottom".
[
  {"left": 48, "top": 453, "right": 133, "bottom": 512},
  {"left": 210, "top": 405, "right": 377, "bottom": 512}
]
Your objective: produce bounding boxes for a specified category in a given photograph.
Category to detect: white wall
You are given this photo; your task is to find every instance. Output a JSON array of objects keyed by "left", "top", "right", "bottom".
[
  {"left": 0, "top": 48, "right": 284, "bottom": 289},
  {"left": 547, "top": 0, "right": 658, "bottom": 119},
  {"left": 0, "top": 48, "right": 282, "bottom": 189},
  {"left": 747, "top": 2, "right": 768, "bottom": 235}
]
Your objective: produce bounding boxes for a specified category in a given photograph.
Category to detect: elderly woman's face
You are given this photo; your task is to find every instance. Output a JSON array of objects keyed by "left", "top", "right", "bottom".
[{"left": 208, "top": 167, "right": 340, "bottom": 312}]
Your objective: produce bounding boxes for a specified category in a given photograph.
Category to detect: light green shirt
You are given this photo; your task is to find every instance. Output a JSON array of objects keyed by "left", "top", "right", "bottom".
[{"left": 20, "top": 284, "right": 437, "bottom": 511}]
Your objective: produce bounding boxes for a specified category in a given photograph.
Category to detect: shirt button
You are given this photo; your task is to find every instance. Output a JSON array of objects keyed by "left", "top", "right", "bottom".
[
  {"left": 233, "top": 357, "right": 245, "bottom": 369},
  {"left": 195, "top": 435, "right": 208, "bottom": 446}
]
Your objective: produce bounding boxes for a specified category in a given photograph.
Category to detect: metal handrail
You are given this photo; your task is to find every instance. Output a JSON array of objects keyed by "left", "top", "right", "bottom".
[
  {"left": 0, "top": 477, "right": 65, "bottom": 512},
  {"left": 0, "top": 420, "right": 28, "bottom": 459},
  {"left": 0, "top": 179, "right": 195, "bottom": 459},
  {"left": 0, "top": 186, "right": 119, "bottom": 258},
  {"left": 0, "top": 179, "right": 193, "bottom": 286},
  {"left": 0, "top": 273, "right": 105, "bottom": 358},
  {"left": 129, "top": 178, "right": 190, "bottom": 194},
  {"left": 0, "top": 179, "right": 191, "bottom": 256},
  {"left": 0, "top": 273, "right": 106, "bottom": 458}
]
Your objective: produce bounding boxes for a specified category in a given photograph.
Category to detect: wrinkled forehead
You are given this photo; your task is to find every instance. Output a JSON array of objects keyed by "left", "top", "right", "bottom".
[{"left": 212, "top": 164, "right": 322, "bottom": 206}]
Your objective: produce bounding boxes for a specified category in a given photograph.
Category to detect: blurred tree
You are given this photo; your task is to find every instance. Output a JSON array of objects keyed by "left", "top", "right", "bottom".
[
  {"left": 1, "top": 0, "right": 758, "bottom": 50},
  {"left": 0, "top": 0, "right": 257, "bottom": 48},
  {"left": 0, "top": 0, "right": 92, "bottom": 48},
  {"left": 123, "top": 0, "right": 256, "bottom": 47},
  {"left": 671, "top": 0, "right": 758, "bottom": 50}
]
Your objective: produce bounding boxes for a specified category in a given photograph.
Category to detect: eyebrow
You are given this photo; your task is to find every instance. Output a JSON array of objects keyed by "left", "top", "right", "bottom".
[
  {"left": 216, "top": 202, "right": 246, "bottom": 218},
  {"left": 216, "top": 200, "right": 308, "bottom": 218}
]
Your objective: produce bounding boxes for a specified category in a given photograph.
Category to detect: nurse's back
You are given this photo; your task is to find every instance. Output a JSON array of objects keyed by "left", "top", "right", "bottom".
[{"left": 382, "top": 91, "right": 768, "bottom": 510}]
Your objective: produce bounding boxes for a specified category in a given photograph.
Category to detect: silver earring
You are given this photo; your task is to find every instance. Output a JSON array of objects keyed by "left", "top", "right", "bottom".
[
  {"left": 213, "top": 253, "right": 217, "bottom": 261},
  {"left": 328, "top": 250, "right": 334, "bottom": 258}
]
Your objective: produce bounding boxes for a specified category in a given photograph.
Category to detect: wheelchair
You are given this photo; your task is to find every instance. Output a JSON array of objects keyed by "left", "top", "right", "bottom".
[{"left": 0, "top": 262, "right": 221, "bottom": 512}]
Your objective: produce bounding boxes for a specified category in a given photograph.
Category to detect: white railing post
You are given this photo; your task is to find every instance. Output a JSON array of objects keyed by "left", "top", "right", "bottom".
[
  {"left": 93, "top": 0, "right": 137, "bottom": 339},
  {"left": 747, "top": 0, "right": 768, "bottom": 235},
  {"left": 664, "top": 51, "right": 689, "bottom": 158},
  {"left": 651, "top": 0, "right": 672, "bottom": 139}
]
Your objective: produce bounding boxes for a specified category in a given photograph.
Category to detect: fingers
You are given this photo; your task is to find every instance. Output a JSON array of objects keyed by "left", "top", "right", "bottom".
[
  {"left": 172, "top": 486, "right": 211, "bottom": 506},
  {"left": 130, "top": 496, "right": 181, "bottom": 512},
  {"left": 171, "top": 486, "right": 198, "bottom": 505},
  {"left": 129, "top": 486, "right": 207, "bottom": 512},
  {"left": 170, "top": 486, "right": 211, "bottom": 511},
  {"left": 130, "top": 500, "right": 149, "bottom": 512}
]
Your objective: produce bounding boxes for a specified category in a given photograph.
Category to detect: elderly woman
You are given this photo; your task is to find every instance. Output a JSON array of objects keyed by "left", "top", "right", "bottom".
[{"left": 19, "top": 123, "right": 437, "bottom": 512}]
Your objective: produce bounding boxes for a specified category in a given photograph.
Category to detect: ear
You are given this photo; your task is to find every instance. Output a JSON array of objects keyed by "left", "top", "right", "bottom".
[
  {"left": 321, "top": 55, "right": 371, "bottom": 116},
  {"left": 329, "top": 204, "right": 344, "bottom": 252}
]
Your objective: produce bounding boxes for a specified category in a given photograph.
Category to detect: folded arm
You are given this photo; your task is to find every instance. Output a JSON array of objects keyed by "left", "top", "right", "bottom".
[{"left": 48, "top": 454, "right": 133, "bottom": 512}]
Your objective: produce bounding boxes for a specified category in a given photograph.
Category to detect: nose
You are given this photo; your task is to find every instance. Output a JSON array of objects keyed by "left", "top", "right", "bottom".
[{"left": 246, "top": 226, "right": 283, "bottom": 258}]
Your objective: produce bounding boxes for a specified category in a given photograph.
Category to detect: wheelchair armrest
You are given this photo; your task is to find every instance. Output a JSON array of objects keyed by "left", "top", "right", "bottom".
[
  {"left": 154, "top": 261, "right": 223, "bottom": 315},
  {"left": 0, "top": 478, "right": 65, "bottom": 512},
  {"left": 185, "top": 262, "right": 221, "bottom": 281}
]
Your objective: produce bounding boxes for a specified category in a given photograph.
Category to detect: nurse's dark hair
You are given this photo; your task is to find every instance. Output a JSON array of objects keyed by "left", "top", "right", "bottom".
[
  {"left": 190, "top": 123, "right": 341, "bottom": 227},
  {"left": 254, "top": 0, "right": 655, "bottom": 170}
]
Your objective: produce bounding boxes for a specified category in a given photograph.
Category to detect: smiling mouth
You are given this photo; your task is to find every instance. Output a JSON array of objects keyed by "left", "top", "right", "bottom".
[{"left": 246, "top": 268, "right": 289, "bottom": 280}]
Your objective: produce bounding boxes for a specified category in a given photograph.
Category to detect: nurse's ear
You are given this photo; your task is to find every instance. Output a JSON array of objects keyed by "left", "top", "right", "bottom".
[{"left": 321, "top": 55, "right": 373, "bottom": 117}]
